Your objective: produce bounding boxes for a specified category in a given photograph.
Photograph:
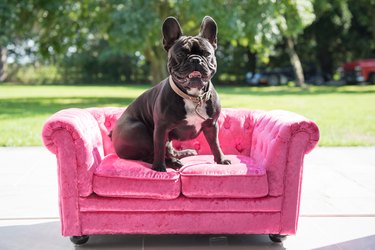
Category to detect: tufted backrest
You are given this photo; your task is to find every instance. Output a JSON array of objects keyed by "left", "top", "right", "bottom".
[
  {"left": 87, "top": 107, "right": 125, "bottom": 156},
  {"left": 87, "top": 107, "right": 259, "bottom": 157},
  {"left": 172, "top": 108, "right": 259, "bottom": 157}
]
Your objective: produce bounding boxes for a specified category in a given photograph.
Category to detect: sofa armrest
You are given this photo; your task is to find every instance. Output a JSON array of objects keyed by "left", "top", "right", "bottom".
[
  {"left": 42, "top": 108, "right": 104, "bottom": 197},
  {"left": 250, "top": 110, "right": 319, "bottom": 196}
]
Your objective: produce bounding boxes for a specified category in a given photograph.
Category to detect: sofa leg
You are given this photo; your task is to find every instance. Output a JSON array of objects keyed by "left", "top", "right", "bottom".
[
  {"left": 70, "top": 235, "right": 90, "bottom": 245},
  {"left": 269, "top": 234, "right": 287, "bottom": 243}
]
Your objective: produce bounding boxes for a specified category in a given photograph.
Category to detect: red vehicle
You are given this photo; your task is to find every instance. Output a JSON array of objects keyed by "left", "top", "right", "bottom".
[{"left": 340, "top": 58, "right": 375, "bottom": 84}]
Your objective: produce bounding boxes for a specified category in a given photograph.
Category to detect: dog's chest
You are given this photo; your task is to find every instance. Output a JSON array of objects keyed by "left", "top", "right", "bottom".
[{"left": 183, "top": 99, "right": 207, "bottom": 132}]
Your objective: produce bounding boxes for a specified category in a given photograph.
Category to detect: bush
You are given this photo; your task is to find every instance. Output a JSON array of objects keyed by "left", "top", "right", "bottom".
[{"left": 7, "top": 64, "right": 61, "bottom": 84}]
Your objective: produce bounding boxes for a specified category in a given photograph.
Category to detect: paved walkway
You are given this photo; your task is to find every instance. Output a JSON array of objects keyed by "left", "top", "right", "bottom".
[{"left": 0, "top": 147, "right": 374, "bottom": 249}]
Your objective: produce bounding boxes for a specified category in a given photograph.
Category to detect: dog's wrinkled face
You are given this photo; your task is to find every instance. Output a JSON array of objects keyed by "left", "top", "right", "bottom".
[
  {"left": 168, "top": 36, "right": 216, "bottom": 91},
  {"left": 162, "top": 16, "right": 218, "bottom": 93}
]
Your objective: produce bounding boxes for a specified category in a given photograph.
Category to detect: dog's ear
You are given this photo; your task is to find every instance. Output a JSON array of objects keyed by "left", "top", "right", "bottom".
[
  {"left": 199, "top": 16, "right": 217, "bottom": 50},
  {"left": 162, "top": 17, "right": 183, "bottom": 51}
]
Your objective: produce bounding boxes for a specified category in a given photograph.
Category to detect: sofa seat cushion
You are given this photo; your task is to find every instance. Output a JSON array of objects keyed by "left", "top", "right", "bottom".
[
  {"left": 180, "top": 155, "right": 268, "bottom": 198},
  {"left": 93, "top": 154, "right": 180, "bottom": 200}
]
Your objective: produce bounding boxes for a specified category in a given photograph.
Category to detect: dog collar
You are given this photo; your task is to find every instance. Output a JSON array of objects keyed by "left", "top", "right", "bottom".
[
  {"left": 169, "top": 75, "right": 212, "bottom": 120},
  {"left": 168, "top": 75, "right": 212, "bottom": 104}
]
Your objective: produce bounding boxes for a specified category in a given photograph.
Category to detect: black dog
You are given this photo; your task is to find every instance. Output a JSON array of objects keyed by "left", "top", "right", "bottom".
[{"left": 111, "top": 16, "right": 230, "bottom": 172}]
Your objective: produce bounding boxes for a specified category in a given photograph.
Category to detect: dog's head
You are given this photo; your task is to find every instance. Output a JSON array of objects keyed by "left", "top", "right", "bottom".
[{"left": 162, "top": 16, "right": 218, "bottom": 95}]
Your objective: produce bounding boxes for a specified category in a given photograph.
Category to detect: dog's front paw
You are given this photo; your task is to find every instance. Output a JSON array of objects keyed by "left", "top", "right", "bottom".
[
  {"left": 220, "top": 159, "right": 231, "bottom": 165},
  {"left": 166, "top": 158, "right": 183, "bottom": 170},
  {"left": 152, "top": 163, "right": 167, "bottom": 172},
  {"left": 216, "top": 157, "right": 231, "bottom": 165}
]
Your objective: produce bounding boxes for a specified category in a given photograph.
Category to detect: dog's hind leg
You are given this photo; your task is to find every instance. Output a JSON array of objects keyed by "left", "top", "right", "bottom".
[{"left": 112, "top": 119, "right": 154, "bottom": 163}]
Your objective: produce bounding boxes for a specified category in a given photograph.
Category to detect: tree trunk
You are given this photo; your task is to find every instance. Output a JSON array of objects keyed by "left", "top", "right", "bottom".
[
  {"left": 144, "top": 46, "right": 168, "bottom": 84},
  {"left": 246, "top": 50, "right": 257, "bottom": 75},
  {"left": 286, "top": 37, "right": 305, "bottom": 87},
  {"left": 0, "top": 47, "right": 7, "bottom": 82}
]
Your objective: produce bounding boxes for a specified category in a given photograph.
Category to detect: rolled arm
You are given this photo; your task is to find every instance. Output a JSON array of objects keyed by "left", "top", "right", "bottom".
[
  {"left": 250, "top": 110, "right": 319, "bottom": 196},
  {"left": 42, "top": 108, "right": 104, "bottom": 197}
]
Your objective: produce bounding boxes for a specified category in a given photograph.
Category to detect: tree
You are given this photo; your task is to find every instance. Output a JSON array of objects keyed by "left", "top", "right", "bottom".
[
  {"left": 3, "top": 0, "right": 347, "bottom": 87},
  {"left": 275, "top": 0, "right": 315, "bottom": 87},
  {"left": 310, "top": 0, "right": 351, "bottom": 80},
  {"left": 296, "top": 0, "right": 375, "bottom": 82},
  {"left": 0, "top": 1, "right": 35, "bottom": 81},
  {"left": 346, "top": 0, "right": 375, "bottom": 55},
  {"left": 100, "top": 1, "right": 172, "bottom": 83},
  {"left": 0, "top": 1, "right": 95, "bottom": 82},
  {"left": 183, "top": 0, "right": 315, "bottom": 87}
]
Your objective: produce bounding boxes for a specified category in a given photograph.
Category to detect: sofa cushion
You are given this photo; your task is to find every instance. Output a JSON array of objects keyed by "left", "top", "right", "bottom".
[
  {"left": 93, "top": 154, "right": 180, "bottom": 200},
  {"left": 180, "top": 155, "right": 268, "bottom": 198}
]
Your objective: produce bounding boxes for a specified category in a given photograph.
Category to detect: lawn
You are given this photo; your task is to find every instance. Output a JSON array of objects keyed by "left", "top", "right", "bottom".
[{"left": 1, "top": 84, "right": 375, "bottom": 147}]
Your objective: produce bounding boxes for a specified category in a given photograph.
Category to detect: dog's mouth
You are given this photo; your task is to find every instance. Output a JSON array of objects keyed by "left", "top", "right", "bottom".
[
  {"left": 186, "top": 71, "right": 208, "bottom": 90},
  {"left": 171, "top": 70, "right": 210, "bottom": 92},
  {"left": 188, "top": 71, "right": 202, "bottom": 79}
]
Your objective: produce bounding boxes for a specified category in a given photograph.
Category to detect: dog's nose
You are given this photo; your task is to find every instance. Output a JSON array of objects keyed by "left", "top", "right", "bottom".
[{"left": 189, "top": 56, "right": 202, "bottom": 64}]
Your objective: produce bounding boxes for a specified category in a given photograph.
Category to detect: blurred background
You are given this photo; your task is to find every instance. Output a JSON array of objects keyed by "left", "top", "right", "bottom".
[{"left": 1, "top": 0, "right": 374, "bottom": 87}]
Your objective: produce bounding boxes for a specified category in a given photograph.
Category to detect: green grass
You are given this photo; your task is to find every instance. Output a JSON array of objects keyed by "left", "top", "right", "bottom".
[{"left": 1, "top": 84, "right": 375, "bottom": 146}]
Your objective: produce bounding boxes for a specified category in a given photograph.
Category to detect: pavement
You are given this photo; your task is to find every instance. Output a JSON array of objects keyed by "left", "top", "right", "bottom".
[{"left": 0, "top": 146, "right": 374, "bottom": 249}]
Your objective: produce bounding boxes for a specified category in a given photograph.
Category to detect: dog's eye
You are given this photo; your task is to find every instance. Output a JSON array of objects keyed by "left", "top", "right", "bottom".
[
  {"left": 203, "top": 51, "right": 212, "bottom": 58},
  {"left": 176, "top": 52, "right": 185, "bottom": 58}
]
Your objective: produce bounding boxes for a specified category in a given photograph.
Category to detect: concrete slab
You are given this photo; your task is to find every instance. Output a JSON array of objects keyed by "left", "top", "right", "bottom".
[
  {"left": 0, "top": 146, "right": 375, "bottom": 249},
  {"left": 301, "top": 147, "right": 375, "bottom": 216},
  {"left": 0, "top": 218, "right": 374, "bottom": 249},
  {"left": 0, "top": 147, "right": 58, "bottom": 219}
]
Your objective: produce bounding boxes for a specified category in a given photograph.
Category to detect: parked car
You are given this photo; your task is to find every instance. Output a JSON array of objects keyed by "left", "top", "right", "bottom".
[
  {"left": 246, "top": 65, "right": 325, "bottom": 86},
  {"left": 339, "top": 58, "right": 375, "bottom": 84},
  {"left": 245, "top": 71, "right": 289, "bottom": 86}
]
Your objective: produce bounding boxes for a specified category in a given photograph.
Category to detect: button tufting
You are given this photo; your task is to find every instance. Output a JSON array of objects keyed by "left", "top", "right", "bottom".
[
  {"left": 194, "top": 142, "right": 200, "bottom": 151},
  {"left": 235, "top": 143, "right": 243, "bottom": 153},
  {"left": 224, "top": 118, "right": 231, "bottom": 129},
  {"left": 104, "top": 120, "right": 111, "bottom": 128},
  {"left": 244, "top": 120, "right": 250, "bottom": 129}
]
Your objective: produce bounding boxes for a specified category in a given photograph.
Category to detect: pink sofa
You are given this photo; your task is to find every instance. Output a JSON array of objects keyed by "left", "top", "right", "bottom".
[{"left": 42, "top": 107, "right": 319, "bottom": 245}]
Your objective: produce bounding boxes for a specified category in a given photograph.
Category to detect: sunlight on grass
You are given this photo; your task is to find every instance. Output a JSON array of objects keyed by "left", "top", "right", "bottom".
[{"left": 1, "top": 84, "right": 375, "bottom": 146}]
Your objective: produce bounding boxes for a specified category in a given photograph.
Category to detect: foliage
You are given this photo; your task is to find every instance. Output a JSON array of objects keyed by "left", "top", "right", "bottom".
[
  {"left": 59, "top": 40, "right": 149, "bottom": 83},
  {"left": 9, "top": 64, "right": 60, "bottom": 84},
  {"left": 1, "top": 0, "right": 375, "bottom": 84},
  {"left": 1, "top": 0, "right": 317, "bottom": 83},
  {"left": 0, "top": 1, "right": 34, "bottom": 45}
]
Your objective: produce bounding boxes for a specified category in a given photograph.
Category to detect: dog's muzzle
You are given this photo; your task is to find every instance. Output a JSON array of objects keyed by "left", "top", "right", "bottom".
[{"left": 188, "top": 71, "right": 202, "bottom": 79}]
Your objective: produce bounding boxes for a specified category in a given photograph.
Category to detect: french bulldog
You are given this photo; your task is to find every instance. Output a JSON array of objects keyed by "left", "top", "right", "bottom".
[{"left": 111, "top": 16, "right": 231, "bottom": 172}]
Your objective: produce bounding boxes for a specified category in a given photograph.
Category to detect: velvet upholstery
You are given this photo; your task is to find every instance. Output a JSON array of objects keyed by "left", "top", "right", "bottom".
[
  {"left": 42, "top": 107, "right": 319, "bottom": 237},
  {"left": 93, "top": 154, "right": 180, "bottom": 199},
  {"left": 79, "top": 195, "right": 282, "bottom": 212},
  {"left": 180, "top": 155, "right": 268, "bottom": 198}
]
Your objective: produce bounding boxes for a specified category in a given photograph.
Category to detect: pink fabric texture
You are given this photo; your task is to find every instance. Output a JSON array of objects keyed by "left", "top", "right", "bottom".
[
  {"left": 93, "top": 154, "right": 180, "bottom": 199},
  {"left": 42, "top": 107, "right": 320, "bottom": 237},
  {"left": 87, "top": 107, "right": 124, "bottom": 155},
  {"left": 180, "top": 155, "right": 268, "bottom": 198},
  {"left": 93, "top": 154, "right": 267, "bottom": 199},
  {"left": 80, "top": 195, "right": 282, "bottom": 212},
  {"left": 80, "top": 212, "right": 281, "bottom": 235},
  {"left": 42, "top": 108, "right": 104, "bottom": 197}
]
